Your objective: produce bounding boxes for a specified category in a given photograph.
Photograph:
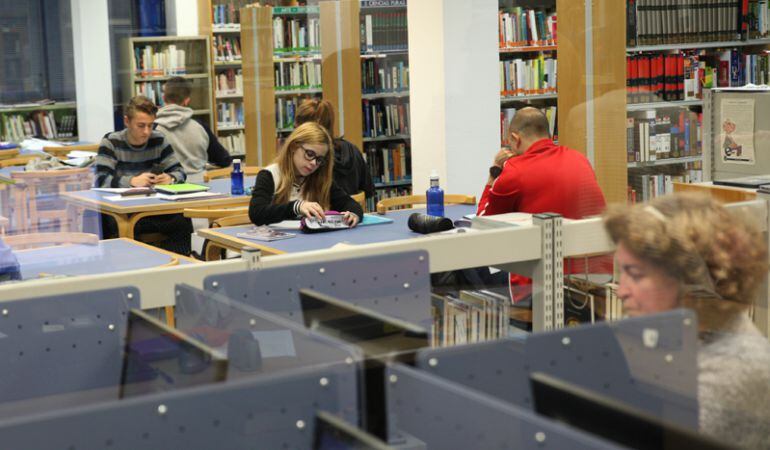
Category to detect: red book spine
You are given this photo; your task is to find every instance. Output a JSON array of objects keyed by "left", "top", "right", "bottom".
[{"left": 630, "top": 56, "right": 639, "bottom": 104}]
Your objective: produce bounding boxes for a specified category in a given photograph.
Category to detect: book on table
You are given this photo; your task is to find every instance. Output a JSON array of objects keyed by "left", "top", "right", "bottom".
[{"left": 153, "top": 183, "right": 210, "bottom": 195}]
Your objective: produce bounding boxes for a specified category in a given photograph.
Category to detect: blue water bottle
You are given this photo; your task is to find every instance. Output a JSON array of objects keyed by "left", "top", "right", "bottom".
[
  {"left": 426, "top": 169, "right": 444, "bottom": 217},
  {"left": 231, "top": 159, "right": 244, "bottom": 195}
]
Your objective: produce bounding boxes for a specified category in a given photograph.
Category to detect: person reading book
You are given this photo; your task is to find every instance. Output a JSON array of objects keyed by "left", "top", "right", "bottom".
[
  {"left": 248, "top": 122, "right": 363, "bottom": 226},
  {"left": 154, "top": 77, "right": 232, "bottom": 182},
  {"left": 294, "top": 99, "right": 374, "bottom": 199},
  {"left": 94, "top": 96, "right": 193, "bottom": 255},
  {"left": 604, "top": 193, "right": 770, "bottom": 448}
]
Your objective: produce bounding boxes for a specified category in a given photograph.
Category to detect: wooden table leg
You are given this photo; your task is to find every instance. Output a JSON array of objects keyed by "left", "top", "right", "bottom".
[{"left": 165, "top": 305, "right": 175, "bottom": 328}]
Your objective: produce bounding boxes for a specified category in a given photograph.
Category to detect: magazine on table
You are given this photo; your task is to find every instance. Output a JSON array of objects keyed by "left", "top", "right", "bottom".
[{"left": 237, "top": 226, "right": 296, "bottom": 242}]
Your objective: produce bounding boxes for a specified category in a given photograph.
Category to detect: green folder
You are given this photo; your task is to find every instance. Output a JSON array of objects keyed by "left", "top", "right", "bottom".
[{"left": 153, "top": 183, "right": 210, "bottom": 195}]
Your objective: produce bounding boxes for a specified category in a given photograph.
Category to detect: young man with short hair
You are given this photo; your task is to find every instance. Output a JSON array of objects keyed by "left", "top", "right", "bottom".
[
  {"left": 95, "top": 95, "right": 192, "bottom": 255},
  {"left": 154, "top": 77, "right": 232, "bottom": 182}
]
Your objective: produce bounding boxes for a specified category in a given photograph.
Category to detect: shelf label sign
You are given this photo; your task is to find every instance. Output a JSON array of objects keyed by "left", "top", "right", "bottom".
[{"left": 720, "top": 98, "right": 755, "bottom": 165}]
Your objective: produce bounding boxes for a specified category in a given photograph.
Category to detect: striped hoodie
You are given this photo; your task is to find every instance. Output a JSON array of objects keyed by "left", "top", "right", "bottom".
[{"left": 95, "top": 129, "right": 186, "bottom": 188}]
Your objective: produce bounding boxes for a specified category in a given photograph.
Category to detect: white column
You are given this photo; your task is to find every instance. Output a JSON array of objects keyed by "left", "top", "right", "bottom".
[
  {"left": 165, "top": 0, "right": 199, "bottom": 36},
  {"left": 407, "top": 0, "right": 499, "bottom": 197},
  {"left": 70, "top": 0, "right": 115, "bottom": 142}
]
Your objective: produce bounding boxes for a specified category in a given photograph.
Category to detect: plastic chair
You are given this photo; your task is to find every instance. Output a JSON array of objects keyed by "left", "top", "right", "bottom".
[
  {"left": 205, "top": 213, "right": 252, "bottom": 261},
  {"left": 203, "top": 165, "right": 262, "bottom": 182},
  {"left": 351, "top": 191, "right": 366, "bottom": 212},
  {"left": 376, "top": 194, "right": 476, "bottom": 214}
]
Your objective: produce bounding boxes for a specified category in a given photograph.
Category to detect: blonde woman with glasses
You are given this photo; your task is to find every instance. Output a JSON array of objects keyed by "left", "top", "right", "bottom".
[{"left": 249, "top": 122, "right": 363, "bottom": 226}]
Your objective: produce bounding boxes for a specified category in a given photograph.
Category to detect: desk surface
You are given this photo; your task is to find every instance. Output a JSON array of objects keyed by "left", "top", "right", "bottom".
[
  {"left": 61, "top": 177, "right": 255, "bottom": 214},
  {"left": 15, "top": 238, "right": 197, "bottom": 280},
  {"left": 197, "top": 205, "right": 477, "bottom": 255}
]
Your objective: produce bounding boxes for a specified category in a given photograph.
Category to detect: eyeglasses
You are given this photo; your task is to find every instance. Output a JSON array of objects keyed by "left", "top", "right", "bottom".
[{"left": 299, "top": 145, "right": 328, "bottom": 166}]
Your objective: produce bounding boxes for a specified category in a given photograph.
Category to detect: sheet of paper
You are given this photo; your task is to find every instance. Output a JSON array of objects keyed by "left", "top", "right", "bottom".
[
  {"left": 66, "top": 150, "right": 97, "bottom": 158},
  {"left": 269, "top": 220, "right": 302, "bottom": 230},
  {"left": 104, "top": 194, "right": 158, "bottom": 202},
  {"left": 92, "top": 188, "right": 134, "bottom": 193},
  {"left": 720, "top": 98, "right": 756, "bottom": 165}
]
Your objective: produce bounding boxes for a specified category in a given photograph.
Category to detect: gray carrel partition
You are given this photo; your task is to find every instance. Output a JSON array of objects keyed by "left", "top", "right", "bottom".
[
  {"left": 0, "top": 361, "right": 359, "bottom": 450},
  {"left": 204, "top": 250, "right": 432, "bottom": 329},
  {"left": 416, "top": 310, "right": 698, "bottom": 429},
  {"left": 386, "top": 364, "right": 622, "bottom": 450},
  {"left": 0, "top": 287, "right": 140, "bottom": 419},
  {"left": 175, "top": 283, "right": 365, "bottom": 379}
]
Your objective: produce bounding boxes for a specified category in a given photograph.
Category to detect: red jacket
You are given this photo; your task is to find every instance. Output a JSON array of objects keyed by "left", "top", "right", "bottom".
[{"left": 477, "top": 139, "right": 610, "bottom": 299}]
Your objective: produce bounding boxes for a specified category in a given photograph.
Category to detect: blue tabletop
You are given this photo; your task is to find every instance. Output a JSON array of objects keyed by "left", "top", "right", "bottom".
[
  {"left": 213, "top": 204, "right": 478, "bottom": 253},
  {"left": 15, "top": 238, "right": 192, "bottom": 280}
]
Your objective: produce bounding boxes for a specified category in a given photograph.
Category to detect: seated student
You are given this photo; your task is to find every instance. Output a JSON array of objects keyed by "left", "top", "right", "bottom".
[
  {"left": 248, "top": 122, "right": 363, "bottom": 226},
  {"left": 95, "top": 95, "right": 193, "bottom": 255},
  {"left": 154, "top": 76, "right": 232, "bottom": 182},
  {"left": 604, "top": 193, "right": 770, "bottom": 448},
  {"left": 294, "top": 99, "right": 374, "bottom": 199}
]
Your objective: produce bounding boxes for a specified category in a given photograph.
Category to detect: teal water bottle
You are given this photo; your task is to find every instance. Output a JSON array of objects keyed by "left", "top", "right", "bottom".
[
  {"left": 426, "top": 170, "right": 444, "bottom": 217},
  {"left": 231, "top": 159, "right": 244, "bottom": 195}
]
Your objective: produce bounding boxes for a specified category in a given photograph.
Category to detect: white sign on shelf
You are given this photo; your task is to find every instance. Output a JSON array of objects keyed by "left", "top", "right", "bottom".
[{"left": 720, "top": 98, "right": 755, "bottom": 165}]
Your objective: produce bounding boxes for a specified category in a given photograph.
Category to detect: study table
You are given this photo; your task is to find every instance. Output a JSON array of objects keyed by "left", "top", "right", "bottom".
[
  {"left": 61, "top": 177, "right": 255, "bottom": 239},
  {"left": 197, "top": 204, "right": 477, "bottom": 258}
]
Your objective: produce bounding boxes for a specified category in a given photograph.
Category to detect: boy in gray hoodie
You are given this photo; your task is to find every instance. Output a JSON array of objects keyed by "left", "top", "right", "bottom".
[{"left": 154, "top": 77, "right": 232, "bottom": 182}]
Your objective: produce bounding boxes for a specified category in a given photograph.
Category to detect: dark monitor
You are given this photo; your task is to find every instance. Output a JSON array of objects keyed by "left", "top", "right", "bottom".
[
  {"left": 713, "top": 175, "right": 770, "bottom": 188},
  {"left": 313, "top": 410, "right": 395, "bottom": 450},
  {"left": 119, "top": 309, "right": 228, "bottom": 399},
  {"left": 530, "top": 372, "right": 731, "bottom": 450}
]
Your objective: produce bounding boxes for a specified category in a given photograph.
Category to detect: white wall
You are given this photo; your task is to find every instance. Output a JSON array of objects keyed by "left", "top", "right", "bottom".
[
  {"left": 70, "top": 0, "right": 115, "bottom": 142},
  {"left": 166, "top": 0, "right": 199, "bottom": 36},
  {"left": 407, "top": 0, "right": 500, "bottom": 198}
]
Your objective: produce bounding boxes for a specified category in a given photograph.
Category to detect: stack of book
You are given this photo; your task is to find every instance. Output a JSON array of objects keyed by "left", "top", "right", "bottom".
[
  {"left": 214, "top": 35, "right": 241, "bottom": 62},
  {"left": 134, "top": 45, "right": 187, "bottom": 76},
  {"left": 499, "top": 56, "right": 557, "bottom": 97},
  {"left": 362, "top": 100, "right": 410, "bottom": 138},
  {"left": 431, "top": 290, "right": 510, "bottom": 347},
  {"left": 364, "top": 142, "right": 410, "bottom": 184},
  {"left": 274, "top": 60, "right": 322, "bottom": 90},
  {"left": 627, "top": 0, "right": 748, "bottom": 46},
  {"left": 216, "top": 69, "right": 243, "bottom": 96},
  {"left": 273, "top": 16, "right": 321, "bottom": 53},
  {"left": 360, "top": 10, "right": 408, "bottom": 53},
  {"left": 361, "top": 59, "right": 409, "bottom": 93},
  {"left": 626, "top": 109, "right": 702, "bottom": 162},
  {"left": 498, "top": 7, "right": 557, "bottom": 48}
]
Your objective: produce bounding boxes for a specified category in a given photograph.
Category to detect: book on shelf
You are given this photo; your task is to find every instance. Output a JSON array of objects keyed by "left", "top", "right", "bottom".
[
  {"left": 499, "top": 55, "right": 557, "bottom": 97},
  {"left": 0, "top": 111, "right": 76, "bottom": 142},
  {"left": 362, "top": 99, "right": 410, "bottom": 138},
  {"left": 361, "top": 59, "right": 409, "bottom": 93},
  {"left": 216, "top": 68, "right": 243, "bottom": 96},
  {"left": 627, "top": 108, "right": 702, "bottom": 162},
  {"left": 367, "top": 185, "right": 412, "bottom": 212},
  {"left": 564, "top": 277, "right": 623, "bottom": 324},
  {"left": 220, "top": 130, "right": 245, "bottom": 155},
  {"left": 628, "top": 167, "right": 703, "bottom": 202},
  {"left": 498, "top": 7, "right": 557, "bottom": 48},
  {"left": 364, "top": 142, "right": 410, "bottom": 184},
  {"left": 360, "top": 10, "right": 408, "bottom": 53},
  {"left": 748, "top": 1, "right": 770, "bottom": 39},
  {"left": 217, "top": 101, "right": 244, "bottom": 128},
  {"left": 275, "top": 60, "right": 322, "bottom": 90},
  {"left": 214, "top": 35, "right": 241, "bottom": 62},
  {"left": 273, "top": 15, "right": 321, "bottom": 53},
  {"left": 430, "top": 290, "right": 510, "bottom": 347},
  {"left": 212, "top": 0, "right": 250, "bottom": 26},
  {"left": 135, "top": 45, "right": 187, "bottom": 77}
]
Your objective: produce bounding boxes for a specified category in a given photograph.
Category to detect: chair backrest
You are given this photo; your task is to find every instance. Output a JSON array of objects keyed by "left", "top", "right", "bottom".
[
  {"left": 0, "top": 148, "right": 19, "bottom": 161},
  {"left": 43, "top": 143, "right": 99, "bottom": 158},
  {"left": 376, "top": 194, "right": 476, "bottom": 214},
  {"left": 351, "top": 191, "right": 366, "bottom": 212},
  {"left": 212, "top": 213, "right": 251, "bottom": 228},
  {"left": 10, "top": 168, "right": 94, "bottom": 233},
  {"left": 183, "top": 207, "right": 249, "bottom": 225},
  {"left": 203, "top": 165, "right": 261, "bottom": 182},
  {"left": 3, "top": 232, "right": 99, "bottom": 250},
  {"left": 0, "top": 157, "right": 35, "bottom": 168}
]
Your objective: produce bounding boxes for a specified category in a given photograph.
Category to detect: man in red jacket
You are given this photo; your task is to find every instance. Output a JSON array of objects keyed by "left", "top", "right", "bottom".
[{"left": 477, "top": 107, "right": 609, "bottom": 304}]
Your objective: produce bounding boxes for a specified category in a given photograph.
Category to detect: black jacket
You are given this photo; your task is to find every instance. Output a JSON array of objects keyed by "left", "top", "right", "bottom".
[
  {"left": 333, "top": 138, "right": 375, "bottom": 198},
  {"left": 248, "top": 169, "right": 364, "bottom": 225},
  {"left": 198, "top": 120, "right": 233, "bottom": 168}
]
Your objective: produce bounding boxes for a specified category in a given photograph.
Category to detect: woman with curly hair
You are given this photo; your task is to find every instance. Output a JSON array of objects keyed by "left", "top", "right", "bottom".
[{"left": 604, "top": 193, "right": 770, "bottom": 448}]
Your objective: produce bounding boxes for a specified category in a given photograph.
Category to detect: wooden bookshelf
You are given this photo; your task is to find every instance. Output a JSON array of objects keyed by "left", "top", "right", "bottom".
[{"left": 120, "top": 36, "right": 214, "bottom": 127}]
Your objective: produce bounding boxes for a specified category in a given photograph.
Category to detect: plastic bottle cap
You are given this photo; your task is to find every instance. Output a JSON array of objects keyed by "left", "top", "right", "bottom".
[
  {"left": 234, "top": 159, "right": 241, "bottom": 164},
  {"left": 430, "top": 169, "right": 439, "bottom": 180}
]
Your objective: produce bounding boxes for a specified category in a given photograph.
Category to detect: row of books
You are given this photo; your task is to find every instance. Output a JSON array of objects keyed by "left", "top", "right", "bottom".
[
  {"left": 274, "top": 61, "right": 322, "bottom": 91},
  {"left": 1, "top": 112, "right": 75, "bottom": 142},
  {"left": 748, "top": 0, "right": 770, "bottom": 38},
  {"left": 362, "top": 100, "right": 410, "bottom": 138},
  {"left": 628, "top": 167, "right": 704, "bottom": 202},
  {"left": 216, "top": 69, "right": 243, "bottom": 97},
  {"left": 217, "top": 101, "right": 244, "bottom": 128},
  {"left": 276, "top": 96, "right": 310, "bottom": 130},
  {"left": 498, "top": 8, "right": 557, "bottom": 48},
  {"left": 366, "top": 186, "right": 412, "bottom": 212},
  {"left": 564, "top": 278, "right": 623, "bottom": 325},
  {"left": 273, "top": 17, "right": 321, "bottom": 52},
  {"left": 134, "top": 81, "right": 168, "bottom": 107},
  {"left": 220, "top": 130, "right": 245, "bottom": 156},
  {"left": 364, "top": 142, "right": 410, "bottom": 184},
  {"left": 361, "top": 59, "right": 409, "bottom": 93},
  {"left": 742, "top": 51, "right": 770, "bottom": 85},
  {"left": 627, "top": 53, "right": 694, "bottom": 103},
  {"left": 211, "top": 1, "right": 249, "bottom": 27},
  {"left": 134, "top": 45, "right": 187, "bottom": 77},
  {"left": 431, "top": 291, "right": 510, "bottom": 347},
  {"left": 213, "top": 35, "right": 241, "bottom": 62},
  {"left": 626, "top": 109, "right": 702, "bottom": 162},
  {"left": 360, "top": 12, "right": 408, "bottom": 53},
  {"left": 500, "top": 106, "right": 557, "bottom": 144},
  {"left": 499, "top": 56, "right": 557, "bottom": 97},
  {"left": 627, "top": 0, "right": 748, "bottom": 47}
]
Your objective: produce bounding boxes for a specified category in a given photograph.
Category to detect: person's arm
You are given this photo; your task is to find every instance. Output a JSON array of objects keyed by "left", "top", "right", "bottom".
[
  {"left": 476, "top": 164, "right": 520, "bottom": 216},
  {"left": 330, "top": 181, "right": 364, "bottom": 219},
  {"left": 94, "top": 136, "right": 132, "bottom": 188},
  {"left": 248, "top": 170, "right": 301, "bottom": 225},
  {"left": 198, "top": 120, "right": 233, "bottom": 167}
]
